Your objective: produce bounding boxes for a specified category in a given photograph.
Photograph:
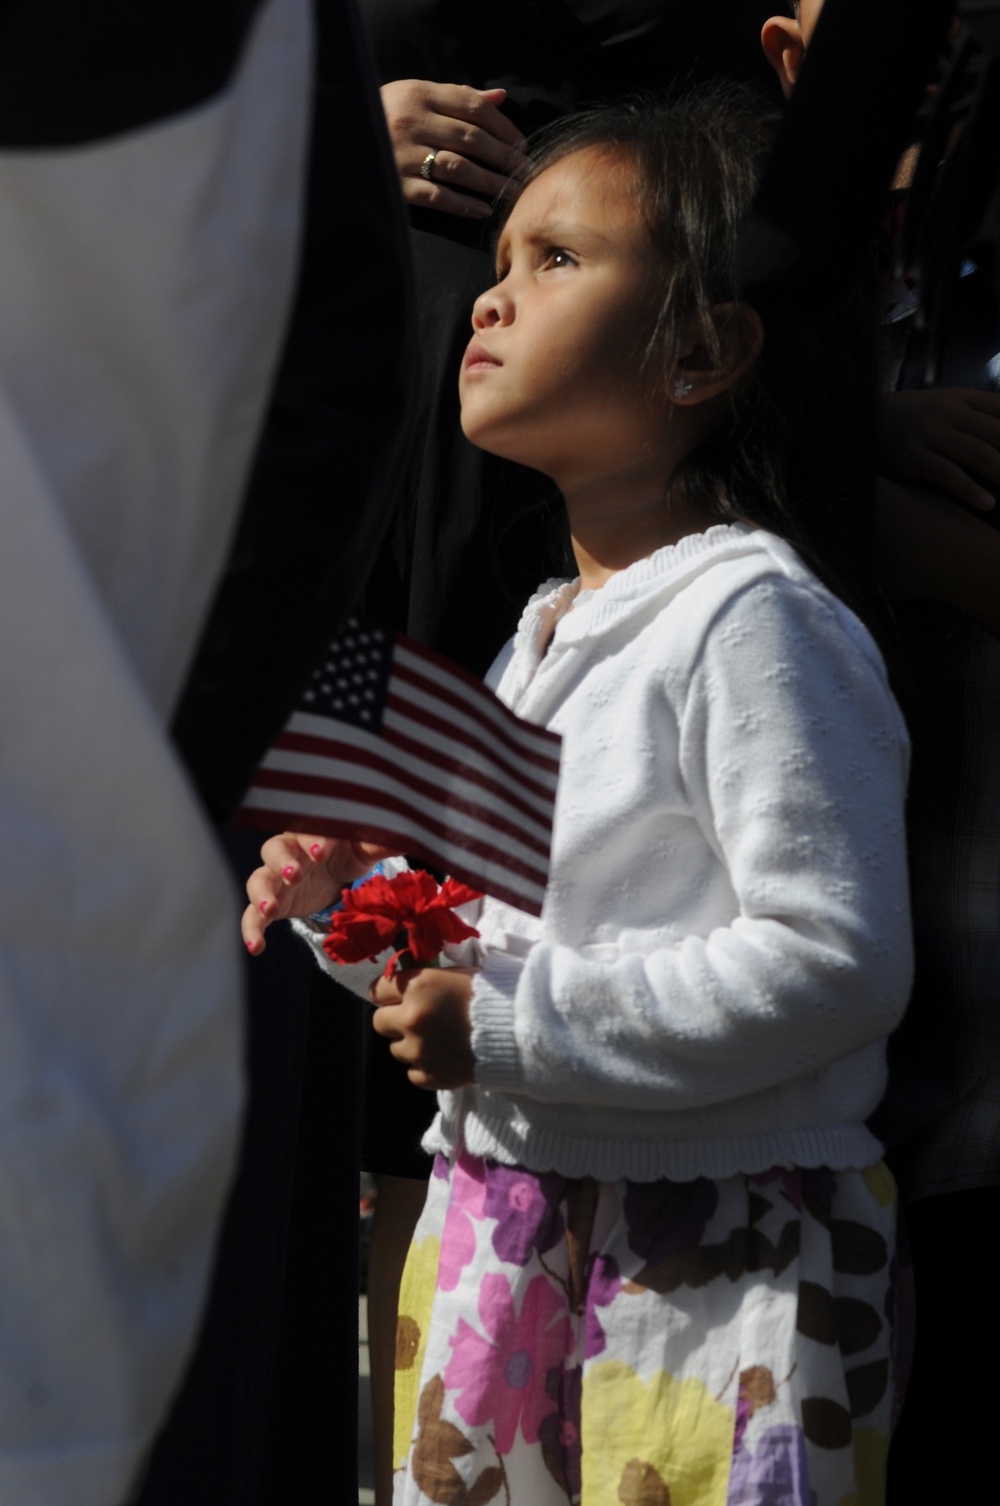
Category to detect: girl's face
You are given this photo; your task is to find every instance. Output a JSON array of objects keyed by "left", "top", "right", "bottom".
[{"left": 459, "top": 148, "right": 674, "bottom": 494}]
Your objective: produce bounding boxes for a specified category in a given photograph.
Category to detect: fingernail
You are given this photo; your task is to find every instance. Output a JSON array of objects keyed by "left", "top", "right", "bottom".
[
  {"left": 260, "top": 900, "right": 269, "bottom": 913},
  {"left": 310, "top": 843, "right": 322, "bottom": 857},
  {"left": 282, "top": 865, "right": 295, "bottom": 879},
  {"left": 246, "top": 940, "right": 256, "bottom": 954}
]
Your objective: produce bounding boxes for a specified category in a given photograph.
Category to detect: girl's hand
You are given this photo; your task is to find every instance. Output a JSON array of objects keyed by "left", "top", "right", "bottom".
[
  {"left": 370, "top": 966, "right": 477, "bottom": 1090},
  {"left": 877, "top": 389, "right": 1000, "bottom": 512},
  {"left": 242, "top": 833, "right": 400, "bottom": 955},
  {"left": 380, "top": 79, "right": 530, "bottom": 220}
]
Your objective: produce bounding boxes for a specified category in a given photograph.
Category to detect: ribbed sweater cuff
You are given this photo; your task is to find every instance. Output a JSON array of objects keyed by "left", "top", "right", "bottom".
[{"left": 470, "top": 952, "right": 525, "bottom": 1091}]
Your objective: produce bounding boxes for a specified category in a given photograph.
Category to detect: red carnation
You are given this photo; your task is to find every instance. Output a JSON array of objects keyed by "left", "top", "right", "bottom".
[{"left": 322, "top": 869, "right": 482, "bottom": 977}]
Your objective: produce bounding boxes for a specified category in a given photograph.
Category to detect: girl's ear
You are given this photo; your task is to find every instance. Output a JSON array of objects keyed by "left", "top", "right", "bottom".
[
  {"left": 671, "top": 303, "right": 764, "bottom": 406},
  {"left": 761, "top": 16, "right": 805, "bottom": 99}
]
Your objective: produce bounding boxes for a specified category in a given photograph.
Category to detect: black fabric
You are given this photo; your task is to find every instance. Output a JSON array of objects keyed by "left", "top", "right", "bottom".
[
  {"left": 172, "top": 0, "right": 419, "bottom": 824},
  {"left": 134, "top": 831, "right": 362, "bottom": 1506},
  {"left": 0, "top": 0, "right": 266, "bottom": 145},
  {"left": 736, "top": 0, "right": 955, "bottom": 313},
  {"left": 887, "top": 1187, "right": 1000, "bottom": 1501},
  {"left": 869, "top": 264, "right": 1000, "bottom": 1163}
]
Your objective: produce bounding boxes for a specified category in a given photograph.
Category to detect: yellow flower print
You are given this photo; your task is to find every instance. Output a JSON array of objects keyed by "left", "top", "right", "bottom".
[
  {"left": 839, "top": 1426, "right": 889, "bottom": 1506},
  {"left": 861, "top": 1162, "right": 897, "bottom": 1212},
  {"left": 582, "top": 1359, "right": 734, "bottom": 1506},
  {"left": 393, "top": 1234, "right": 441, "bottom": 1469}
]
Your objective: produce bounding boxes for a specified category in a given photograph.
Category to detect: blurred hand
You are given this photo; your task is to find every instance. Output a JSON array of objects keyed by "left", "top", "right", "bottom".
[
  {"left": 878, "top": 388, "right": 1000, "bottom": 512},
  {"left": 875, "top": 476, "right": 1000, "bottom": 638}
]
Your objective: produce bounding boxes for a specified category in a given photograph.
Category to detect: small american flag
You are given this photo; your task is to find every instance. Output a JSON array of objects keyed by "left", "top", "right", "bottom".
[{"left": 236, "top": 616, "right": 561, "bottom": 915}]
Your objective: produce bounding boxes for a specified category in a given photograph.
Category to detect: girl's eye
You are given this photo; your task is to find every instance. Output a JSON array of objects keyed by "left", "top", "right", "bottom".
[{"left": 545, "top": 248, "right": 576, "bottom": 270}]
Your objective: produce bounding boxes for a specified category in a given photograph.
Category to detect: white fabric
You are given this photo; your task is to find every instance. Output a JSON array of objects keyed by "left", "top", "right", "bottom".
[
  {"left": 425, "top": 525, "right": 914, "bottom": 1181},
  {"left": 0, "top": 2, "right": 311, "bottom": 1502}
]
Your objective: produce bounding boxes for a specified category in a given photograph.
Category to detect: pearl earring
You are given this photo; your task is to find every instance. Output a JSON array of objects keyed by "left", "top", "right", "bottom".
[{"left": 673, "top": 377, "right": 693, "bottom": 399}]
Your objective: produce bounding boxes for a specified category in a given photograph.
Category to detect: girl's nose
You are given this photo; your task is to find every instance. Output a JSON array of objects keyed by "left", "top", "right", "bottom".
[{"left": 472, "top": 282, "right": 512, "bottom": 330}]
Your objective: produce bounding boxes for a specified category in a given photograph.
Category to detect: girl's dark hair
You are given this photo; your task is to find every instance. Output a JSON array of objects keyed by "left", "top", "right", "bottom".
[{"left": 515, "top": 85, "right": 884, "bottom": 634}]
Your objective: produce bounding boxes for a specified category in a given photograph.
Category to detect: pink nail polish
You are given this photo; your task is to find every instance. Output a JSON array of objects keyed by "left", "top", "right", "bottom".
[
  {"left": 246, "top": 940, "right": 256, "bottom": 954},
  {"left": 282, "top": 865, "right": 295, "bottom": 880},
  {"left": 260, "top": 900, "right": 269, "bottom": 913},
  {"left": 310, "top": 843, "right": 322, "bottom": 857}
]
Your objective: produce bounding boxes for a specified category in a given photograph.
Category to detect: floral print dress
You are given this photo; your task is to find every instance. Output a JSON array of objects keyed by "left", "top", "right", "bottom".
[{"left": 392, "top": 1153, "right": 910, "bottom": 1506}]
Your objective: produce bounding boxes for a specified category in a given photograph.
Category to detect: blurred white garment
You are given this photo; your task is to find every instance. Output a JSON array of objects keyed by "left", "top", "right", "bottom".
[{"left": 0, "top": 1, "right": 310, "bottom": 1501}]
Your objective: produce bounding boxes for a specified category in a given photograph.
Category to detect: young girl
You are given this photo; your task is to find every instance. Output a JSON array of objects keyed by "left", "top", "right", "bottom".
[{"left": 245, "top": 88, "right": 912, "bottom": 1506}]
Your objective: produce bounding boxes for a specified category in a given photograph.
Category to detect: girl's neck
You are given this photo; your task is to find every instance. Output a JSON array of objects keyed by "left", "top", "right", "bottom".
[{"left": 562, "top": 465, "right": 711, "bottom": 593}]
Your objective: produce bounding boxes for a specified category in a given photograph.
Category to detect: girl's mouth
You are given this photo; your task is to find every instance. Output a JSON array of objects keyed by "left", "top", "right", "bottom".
[{"left": 464, "top": 338, "right": 501, "bottom": 371}]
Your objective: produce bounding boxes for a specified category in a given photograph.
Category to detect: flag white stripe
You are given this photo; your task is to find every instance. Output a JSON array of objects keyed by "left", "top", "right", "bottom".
[
  {"left": 240, "top": 787, "right": 549, "bottom": 907},
  {"left": 275, "top": 717, "right": 556, "bottom": 845},
  {"left": 387, "top": 689, "right": 561, "bottom": 797},
  {"left": 394, "top": 642, "right": 559, "bottom": 765},
  {"left": 379, "top": 710, "right": 559, "bottom": 819},
  {"left": 257, "top": 746, "right": 553, "bottom": 872}
]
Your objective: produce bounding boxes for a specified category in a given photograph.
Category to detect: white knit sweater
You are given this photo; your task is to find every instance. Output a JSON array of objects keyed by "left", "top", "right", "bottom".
[{"left": 421, "top": 524, "right": 913, "bottom": 1181}]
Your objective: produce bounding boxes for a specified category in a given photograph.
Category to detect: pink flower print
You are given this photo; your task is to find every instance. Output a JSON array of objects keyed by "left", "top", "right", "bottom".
[
  {"left": 444, "top": 1272, "right": 572, "bottom": 1455},
  {"left": 482, "top": 1161, "right": 565, "bottom": 1267},
  {"left": 438, "top": 1154, "right": 487, "bottom": 1293}
]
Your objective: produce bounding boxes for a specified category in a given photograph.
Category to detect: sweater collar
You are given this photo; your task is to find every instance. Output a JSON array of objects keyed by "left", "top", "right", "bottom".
[{"left": 515, "top": 523, "right": 765, "bottom": 657}]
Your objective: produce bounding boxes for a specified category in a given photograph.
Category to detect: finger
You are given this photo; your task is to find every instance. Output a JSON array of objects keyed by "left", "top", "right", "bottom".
[
  {"left": 421, "top": 147, "right": 522, "bottom": 203},
  {"left": 947, "top": 412, "right": 1000, "bottom": 471},
  {"left": 422, "top": 82, "right": 527, "bottom": 153},
  {"left": 401, "top": 175, "right": 494, "bottom": 219},
  {"left": 420, "top": 112, "right": 531, "bottom": 179},
  {"left": 259, "top": 832, "right": 314, "bottom": 885},
  {"left": 921, "top": 453, "right": 996, "bottom": 511},
  {"left": 961, "top": 389, "right": 1000, "bottom": 421},
  {"left": 241, "top": 900, "right": 269, "bottom": 955},
  {"left": 405, "top": 1067, "right": 437, "bottom": 1091},
  {"left": 370, "top": 992, "right": 405, "bottom": 1031},
  {"left": 931, "top": 429, "right": 1000, "bottom": 494}
]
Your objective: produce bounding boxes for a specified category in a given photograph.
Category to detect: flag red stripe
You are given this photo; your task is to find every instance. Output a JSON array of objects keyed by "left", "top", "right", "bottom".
[
  {"left": 249, "top": 769, "right": 551, "bottom": 884},
  {"left": 260, "top": 742, "right": 553, "bottom": 860},
  {"left": 394, "top": 642, "right": 560, "bottom": 762},
  {"left": 275, "top": 721, "right": 555, "bottom": 828},
  {"left": 393, "top": 658, "right": 560, "bottom": 773},
  {"left": 385, "top": 688, "right": 560, "bottom": 789},
  {"left": 234, "top": 807, "right": 544, "bottom": 915},
  {"left": 380, "top": 721, "right": 556, "bottom": 822}
]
